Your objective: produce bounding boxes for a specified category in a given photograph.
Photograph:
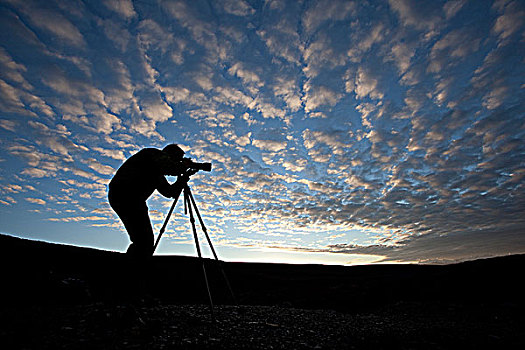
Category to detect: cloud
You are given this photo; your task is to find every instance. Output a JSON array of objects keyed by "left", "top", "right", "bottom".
[
  {"left": 93, "top": 147, "right": 126, "bottom": 161},
  {"left": 63, "top": 111, "right": 122, "bottom": 135},
  {"left": 444, "top": 0, "right": 467, "bottom": 19},
  {"left": 302, "top": 129, "right": 348, "bottom": 155},
  {"left": 0, "top": 79, "right": 26, "bottom": 115},
  {"left": 387, "top": 42, "right": 415, "bottom": 75},
  {"left": 83, "top": 158, "right": 115, "bottom": 176},
  {"left": 347, "top": 22, "right": 387, "bottom": 64},
  {"left": 220, "top": 0, "right": 255, "bottom": 17},
  {"left": 0, "top": 77, "right": 54, "bottom": 118},
  {"left": 388, "top": 0, "right": 444, "bottom": 32},
  {"left": 303, "top": 0, "right": 355, "bottom": 34},
  {"left": 0, "top": 47, "right": 31, "bottom": 90},
  {"left": 20, "top": 168, "right": 50, "bottom": 178},
  {"left": 428, "top": 28, "right": 481, "bottom": 73},
  {"left": 97, "top": 18, "right": 132, "bottom": 52},
  {"left": 346, "top": 67, "right": 384, "bottom": 100},
  {"left": 103, "top": 0, "right": 136, "bottom": 20},
  {"left": 138, "top": 19, "right": 175, "bottom": 54},
  {"left": 28, "top": 121, "right": 82, "bottom": 159},
  {"left": 48, "top": 216, "right": 108, "bottom": 223},
  {"left": 41, "top": 69, "right": 105, "bottom": 106},
  {"left": 304, "top": 85, "right": 342, "bottom": 111},
  {"left": 138, "top": 92, "right": 173, "bottom": 123},
  {"left": 25, "top": 197, "right": 46, "bottom": 205},
  {"left": 252, "top": 139, "right": 287, "bottom": 152},
  {"left": 326, "top": 226, "right": 525, "bottom": 264},
  {"left": 492, "top": 0, "right": 525, "bottom": 41},
  {"left": 273, "top": 76, "right": 302, "bottom": 112},
  {"left": 162, "top": 0, "right": 224, "bottom": 62},
  {"left": 6, "top": 0, "right": 86, "bottom": 47},
  {"left": 228, "top": 62, "right": 263, "bottom": 89}
]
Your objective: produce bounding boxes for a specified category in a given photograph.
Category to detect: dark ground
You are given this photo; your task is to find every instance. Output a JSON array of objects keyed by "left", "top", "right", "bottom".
[{"left": 1, "top": 234, "right": 524, "bottom": 349}]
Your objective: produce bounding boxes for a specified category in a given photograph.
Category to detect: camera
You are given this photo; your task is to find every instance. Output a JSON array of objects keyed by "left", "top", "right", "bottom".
[
  {"left": 164, "top": 157, "right": 212, "bottom": 176},
  {"left": 185, "top": 158, "right": 212, "bottom": 172}
]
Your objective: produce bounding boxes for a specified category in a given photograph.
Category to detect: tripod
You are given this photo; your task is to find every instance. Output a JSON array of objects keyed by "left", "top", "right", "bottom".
[{"left": 153, "top": 181, "right": 236, "bottom": 318}]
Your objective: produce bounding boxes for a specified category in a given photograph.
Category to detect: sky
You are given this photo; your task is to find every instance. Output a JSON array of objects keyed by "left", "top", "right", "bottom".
[{"left": 0, "top": 0, "right": 524, "bottom": 265}]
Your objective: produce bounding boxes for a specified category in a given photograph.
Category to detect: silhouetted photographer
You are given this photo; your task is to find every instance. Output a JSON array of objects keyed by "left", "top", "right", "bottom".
[{"left": 108, "top": 144, "right": 210, "bottom": 258}]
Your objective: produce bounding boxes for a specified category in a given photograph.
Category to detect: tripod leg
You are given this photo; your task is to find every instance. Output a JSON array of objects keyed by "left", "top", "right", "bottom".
[
  {"left": 186, "top": 186, "right": 237, "bottom": 305},
  {"left": 184, "top": 188, "right": 215, "bottom": 319},
  {"left": 153, "top": 189, "right": 183, "bottom": 254}
]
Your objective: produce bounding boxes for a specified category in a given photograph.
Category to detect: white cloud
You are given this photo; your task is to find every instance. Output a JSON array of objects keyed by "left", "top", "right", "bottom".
[
  {"left": 482, "top": 84, "right": 509, "bottom": 110},
  {"left": 388, "top": 42, "right": 415, "bottom": 75},
  {"left": 26, "top": 197, "right": 46, "bottom": 205},
  {"left": 139, "top": 93, "right": 173, "bottom": 123},
  {"left": 63, "top": 111, "right": 122, "bottom": 135},
  {"left": 21, "top": 168, "right": 50, "bottom": 178},
  {"left": 103, "top": 0, "right": 136, "bottom": 19},
  {"left": 302, "top": 129, "right": 348, "bottom": 155},
  {"left": 214, "top": 86, "right": 254, "bottom": 108},
  {"left": 444, "top": 0, "right": 467, "bottom": 19},
  {"left": 0, "top": 78, "right": 54, "bottom": 117},
  {"left": 347, "top": 23, "right": 386, "bottom": 63},
  {"left": 252, "top": 139, "right": 287, "bottom": 152},
  {"left": 97, "top": 18, "right": 132, "bottom": 52},
  {"left": 202, "top": 112, "right": 235, "bottom": 128},
  {"left": 0, "top": 119, "right": 16, "bottom": 132},
  {"left": 0, "top": 47, "right": 31, "bottom": 90},
  {"left": 28, "top": 121, "right": 82, "bottom": 158},
  {"left": 163, "top": 0, "right": 225, "bottom": 63},
  {"left": 273, "top": 76, "right": 302, "bottom": 112},
  {"left": 195, "top": 74, "right": 214, "bottom": 91},
  {"left": 93, "top": 147, "right": 126, "bottom": 160},
  {"left": 347, "top": 68, "right": 384, "bottom": 100},
  {"left": 221, "top": 0, "right": 255, "bottom": 16},
  {"left": 428, "top": 29, "right": 481, "bottom": 73},
  {"left": 304, "top": 85, "right": 342, "bottom": 112},
  {"left": 0, "top": 79, "right": 26, "bottom": 114},
  {"left": 256, "top": 1, "right": 304, "bottom": 66},
  {"left": 41, "top": 70, "right": 105, "bottom": 105},
  {"left": 83, "top": 158, "right": 115, "bottom": 176},
  {"left": 228, "top": 62, "right": 263, "bottom": 88},
  {"left": 492, "top": 1, "right": 525, "bottom": 41},
  {"left": 303, "top": 0, "right": 355, "bottom": 33},
  {"left": 234, "top": 132, "right": 251, "bottom": 147},
  {"left": 6, "top": 0, "right": 86, "bottom": 47},
  {"left": 388, "top": 0, "right": 443, "bottom": 32},
  {"left": 138, "top": 19, "right": 174, "bottom": 54}
]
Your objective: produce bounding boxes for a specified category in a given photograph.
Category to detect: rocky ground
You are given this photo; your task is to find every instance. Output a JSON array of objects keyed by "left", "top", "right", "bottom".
[{"left": 2, "top": 300, "right": 523, "bottom": 349}]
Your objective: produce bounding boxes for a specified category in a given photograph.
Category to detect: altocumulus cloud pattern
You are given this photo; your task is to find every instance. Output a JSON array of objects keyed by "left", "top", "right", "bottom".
[{"left": 0, "top": 0, "right": 524, "bottom": 264}]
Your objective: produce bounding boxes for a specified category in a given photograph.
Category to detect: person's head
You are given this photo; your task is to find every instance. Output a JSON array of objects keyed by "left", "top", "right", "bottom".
[{"left": 162, "top": 143, "right": 185, "bottom": 161}]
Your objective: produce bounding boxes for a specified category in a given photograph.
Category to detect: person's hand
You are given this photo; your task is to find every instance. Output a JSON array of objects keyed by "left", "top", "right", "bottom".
[{"left": 176, "top": 169, "right": 196, "bottom": 185}]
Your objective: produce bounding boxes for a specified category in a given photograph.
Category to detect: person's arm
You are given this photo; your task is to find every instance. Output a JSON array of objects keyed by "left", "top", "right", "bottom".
[
  {"left": 170, "top": 176, "right": 186, "bottom": 199},
  {"left": 156, "top": 174, "right": 189, "bottom": 199},
  {"left": 156, "top": 175, "right": 175, "bottom": 198}
]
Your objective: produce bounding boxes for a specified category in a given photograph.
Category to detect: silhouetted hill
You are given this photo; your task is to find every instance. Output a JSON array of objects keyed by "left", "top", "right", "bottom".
[
  {"left": 1, "top": 234, "right": 524, "bottom": 349},
  {"left": 1, "top": 233, "right": 523, "bottom": 310}
]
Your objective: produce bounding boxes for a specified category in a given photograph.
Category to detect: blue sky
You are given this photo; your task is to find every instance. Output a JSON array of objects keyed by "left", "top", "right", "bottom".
[{"left": 0, "top": 0, "right": 524, "bottom": 265}]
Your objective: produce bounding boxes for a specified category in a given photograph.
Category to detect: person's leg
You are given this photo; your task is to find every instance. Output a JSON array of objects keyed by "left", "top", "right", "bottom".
[
  {"left": 109, "top": 194, "right": 154, "bottom": 301},
  {"left": 109, "top": 190, "right": 154, "bottom": 258},
  {"left": 118, "top": 202, "right": 154, "bottom": 258}
]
